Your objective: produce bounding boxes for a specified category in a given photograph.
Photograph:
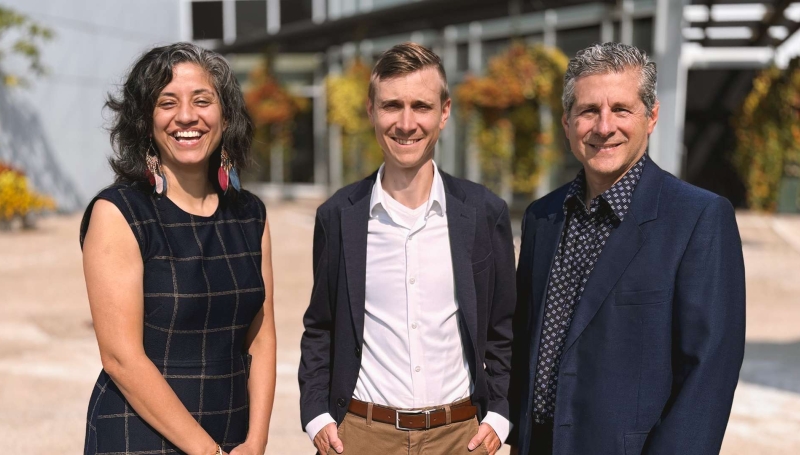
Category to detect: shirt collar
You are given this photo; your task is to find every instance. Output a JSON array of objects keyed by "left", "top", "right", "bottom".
[
  {"left": 564, "top": 154, "right": 647, "bottom": 221},
  {"left": 369, "top": 160, "right": 447, "bottom": 218}
]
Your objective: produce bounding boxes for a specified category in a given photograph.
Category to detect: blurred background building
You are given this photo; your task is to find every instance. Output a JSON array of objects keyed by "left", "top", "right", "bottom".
[
  {"left": 0, "top": 0, "right": 182, "bottom": 212},
  {"left": 1, "top": 0, "right": 800, "bottom": 212}
]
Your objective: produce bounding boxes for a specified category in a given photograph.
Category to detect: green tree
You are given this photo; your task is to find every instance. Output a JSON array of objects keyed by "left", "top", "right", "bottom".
[{"left": 0, "top": 6, "right": 53, "bottom": 87}]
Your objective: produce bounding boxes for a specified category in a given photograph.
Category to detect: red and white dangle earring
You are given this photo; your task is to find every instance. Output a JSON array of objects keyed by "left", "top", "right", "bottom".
[
  {"left": 145, "top": 138, "right": 166, "bottom": 195},
  {"left": 218, "top": 148, "right": 241, "bottom": 194}
]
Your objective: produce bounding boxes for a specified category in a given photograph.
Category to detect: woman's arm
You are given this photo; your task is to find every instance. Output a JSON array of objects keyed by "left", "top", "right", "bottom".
[
  {"left": 233, "top": 215, "right": 276, "bottom": 454},
  {"left": 83, "top": 200, "right": 222, "bottom": 455}
]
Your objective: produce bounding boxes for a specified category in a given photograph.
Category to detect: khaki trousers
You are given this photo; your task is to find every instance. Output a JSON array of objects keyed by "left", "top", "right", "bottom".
[{"left": 328, "top": 412, "right": 490, "bottom": 455}]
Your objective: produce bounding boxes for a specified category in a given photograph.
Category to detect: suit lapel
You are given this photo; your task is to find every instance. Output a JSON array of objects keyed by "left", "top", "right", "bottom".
[
  {"left": 341, "top": 176, "right": 375, "bottom": 347},
  {"left": 441, "top": 173, "right": 479, "bottom": 366},
  {"left": 561, "top": 159, "right": 665, "bottom": 354},
  {"left": 446, "top": 193, "right": 478, "bottom": 356},
  {"left": 561, "top": 213, "right": 645, "bottom": 353}
]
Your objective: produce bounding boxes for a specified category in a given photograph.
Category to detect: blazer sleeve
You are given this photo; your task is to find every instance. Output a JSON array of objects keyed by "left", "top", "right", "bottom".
[
  {"left": 298, "top": 209, "right": 334, "bottom": 429},
  {"left": 506, "top": 210, "right": 534, "bottom": 444},
  {"left": 484, "top": 201, "right": 517, "bottom": 419},
  {"left": 644, "top": 196, "right": 746, "bottom": 454}
]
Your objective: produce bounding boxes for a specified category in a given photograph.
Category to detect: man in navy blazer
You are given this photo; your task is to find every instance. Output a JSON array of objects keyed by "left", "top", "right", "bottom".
[
  {"left": 299, "top": 43, "right": 516, "bottom": 455},
  {"left": 509, "top": 43, "right": 746, "bottom": 455}
]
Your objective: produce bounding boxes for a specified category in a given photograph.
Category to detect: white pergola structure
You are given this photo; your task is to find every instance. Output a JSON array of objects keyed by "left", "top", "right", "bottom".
[{"left": 213, "top": 0, "right": 800, "bottom": 196}]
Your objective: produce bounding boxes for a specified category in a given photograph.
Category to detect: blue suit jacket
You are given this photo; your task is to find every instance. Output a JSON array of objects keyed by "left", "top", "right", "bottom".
[
  {"left": 299, "top": 169, "right": 516, "bottom": 430},
  {"left": 509, "top": 160, "right": 746, "bottom": 455}
]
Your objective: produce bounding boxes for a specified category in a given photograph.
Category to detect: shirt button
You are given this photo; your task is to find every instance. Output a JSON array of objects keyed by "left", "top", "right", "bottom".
[
  {"left": 411, "top": 322, "right": 418, "bottom": 329},
  {"left": 409, "top": 277, "right": 416, "bottom": 285},
  {"left": 415, "top": 366, "right": 421, "bottom": 372}
]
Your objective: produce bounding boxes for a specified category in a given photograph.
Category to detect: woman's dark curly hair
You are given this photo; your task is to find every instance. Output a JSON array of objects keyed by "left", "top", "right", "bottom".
[{"left": 106, "top": 42, "right": 253, "bottom": 192}]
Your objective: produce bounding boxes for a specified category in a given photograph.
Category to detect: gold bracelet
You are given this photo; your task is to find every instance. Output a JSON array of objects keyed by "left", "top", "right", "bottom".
[{"left": 215, "top": 444, "right": 223, "bottom": 455}]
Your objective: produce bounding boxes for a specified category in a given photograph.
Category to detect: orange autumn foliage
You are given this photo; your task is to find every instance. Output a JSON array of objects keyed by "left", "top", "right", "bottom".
[{"left": 457, "top": 42, "right": 567, "bottom": 194}]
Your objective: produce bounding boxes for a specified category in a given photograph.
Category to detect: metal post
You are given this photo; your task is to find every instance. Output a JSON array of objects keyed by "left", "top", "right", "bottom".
[
  {"left": 270, "top": 125, "right": 284, "bottom": 185},
  {"left": 312, "top": 0, "right": 327, "bottom": 24},
  {"left": 536, "top": 105, "right": 554, "bottom": 199},
  {"left": 440, "top": 26, "right": 458, "bottom": 175},
  {"left": 601, "top": 3, "right": 615, "bottom": 43},
  {"left": 342, "top": 0, "right": 356, "bottom": 16},
  {"left": 651, "top": 0, "right": 688, "bottom": 177},
  {"left": 466, "top": 22, "right": 483, "bottom": 183},
  {"left": 267, "top": 0, "right": 280, "bottom": 34},
  {"left": 179, "top": 0, "right": 192, "bottom": 41},
  {"left": 544, "top": 10, "right": 557, "bottom": 47},
  {"left": 313, "top": 69, "right": 328, "bottom": 186},
  {"left": 223, "top": 0, "right": 236, "bottom": 44},
  {"left": 342, "top": 42, "right": 357, "bottom": 68},
  {"left": 329, "top": 0, "right": 342, "bottom": 20},
  {"left": 360, "top": 40, "right": 374, "bottom": 62},
  {"left": 328, "top": 47, "right": 344, "bottom": 191},
  {"left": 620, "top": 0, "right": 634, "bottom": 45}
]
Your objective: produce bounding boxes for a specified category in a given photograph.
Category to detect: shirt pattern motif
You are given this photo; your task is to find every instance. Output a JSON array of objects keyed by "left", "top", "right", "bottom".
[{"left": 532, "top": 155, "right": 646, "bottom": 424}]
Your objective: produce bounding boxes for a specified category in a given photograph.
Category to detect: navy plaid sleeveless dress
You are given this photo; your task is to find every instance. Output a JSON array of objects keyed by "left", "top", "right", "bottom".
[{"left": 80, "top": 183, "right": 266, "bottom": 454}]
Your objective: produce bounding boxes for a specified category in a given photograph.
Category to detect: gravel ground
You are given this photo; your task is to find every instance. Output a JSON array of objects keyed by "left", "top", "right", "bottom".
[{"left": 0, "top": 204, "right": 798, "bottom": 454}]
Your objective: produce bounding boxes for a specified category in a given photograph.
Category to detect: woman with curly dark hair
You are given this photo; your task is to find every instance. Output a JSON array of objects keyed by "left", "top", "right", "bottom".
[{"left": 79, "top": 42, "right": 275, "bottom": 455}]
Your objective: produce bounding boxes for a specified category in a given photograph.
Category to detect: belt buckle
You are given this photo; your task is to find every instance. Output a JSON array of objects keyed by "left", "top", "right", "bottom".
[{"left": 395, "top": 409, "right": 431, "bottom": 430}]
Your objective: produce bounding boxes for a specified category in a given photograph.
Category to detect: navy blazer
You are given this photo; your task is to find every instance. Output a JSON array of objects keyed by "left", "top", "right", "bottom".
[
  {"left": 509, "top": 160, "right": 746, "bottom": 455},
  {"left": 299, "top": 169, "right": 516, "bottom": 430}
]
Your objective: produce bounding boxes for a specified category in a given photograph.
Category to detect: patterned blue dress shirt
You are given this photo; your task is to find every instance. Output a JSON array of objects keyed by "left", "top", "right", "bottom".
[{"left": 532, "top": 154, "right": 647, "bottom": 424}]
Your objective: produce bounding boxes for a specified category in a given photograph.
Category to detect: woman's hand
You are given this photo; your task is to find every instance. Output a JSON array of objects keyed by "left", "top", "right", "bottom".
[{"left": 229, "top": 441, "right": 262, "bottom": 455}]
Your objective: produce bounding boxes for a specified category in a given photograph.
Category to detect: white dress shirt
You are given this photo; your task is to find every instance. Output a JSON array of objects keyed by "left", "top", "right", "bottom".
[{"left": 305, "top": 162, "right": 509, "bottom": 442}]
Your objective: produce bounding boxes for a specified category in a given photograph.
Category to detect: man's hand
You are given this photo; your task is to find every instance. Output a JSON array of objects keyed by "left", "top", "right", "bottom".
[
  {"left": 468, "top": 422, "right": 501, "bottom": 454},
  {"left": 313, "top": 422, "right": 343, "bottom": 454}
]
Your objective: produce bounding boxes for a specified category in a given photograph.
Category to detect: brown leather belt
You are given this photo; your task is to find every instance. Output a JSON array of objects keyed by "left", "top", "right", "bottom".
[{"left": 348, "top": 398, "right": 477, "bottom": 430}]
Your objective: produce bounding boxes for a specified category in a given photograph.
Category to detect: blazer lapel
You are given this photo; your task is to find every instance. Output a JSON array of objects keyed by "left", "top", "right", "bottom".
[
  {"left": 561, "top": 214, "right": 645, "bottom": 353},
  {"left": 447, "top": 194, "right": 478, "bottom": 354},
  {"left": 561, "top": 160, "right": 665, "bottom": 354},
  {"left": 441, "top": 173, "right": 479, "bottom": 368},
  {"left": 340, "top": 176, "right": 375, "bottom": 347}
]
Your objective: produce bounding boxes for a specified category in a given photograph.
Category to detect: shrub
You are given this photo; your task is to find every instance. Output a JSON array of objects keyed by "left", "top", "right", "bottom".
[{"left": 0, "top": 162, "right": 56, "bottom": 225}]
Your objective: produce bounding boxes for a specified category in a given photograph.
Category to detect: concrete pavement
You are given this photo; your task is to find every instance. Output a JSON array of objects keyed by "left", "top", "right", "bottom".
[{"left": 0, "top": 205, "right": 798, "bottom": 454}]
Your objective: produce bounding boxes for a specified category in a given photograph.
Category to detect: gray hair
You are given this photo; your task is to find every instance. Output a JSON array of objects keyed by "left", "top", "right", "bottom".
[{"left": 562, "top": 42, "right": 657, "bottom": 117}]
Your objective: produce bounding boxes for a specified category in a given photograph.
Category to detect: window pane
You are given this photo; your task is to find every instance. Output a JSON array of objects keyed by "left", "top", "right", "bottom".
[
  {"left": 457, "top": 43, "right": 469, "bottom": 73},
  {"left": 237, "top": 0, "right": 267, "bottom": 39},
  {"left": 289, "top": 107, "right": 315, "bottom": 183},
  {"left": 556, "top": 26, "right": 601, "bottom": 58},
  {"left": 280, "top": 0, "right": 312, "bottom": 26},
  {"left": 192, "top": 1, "right": 224, "bottom": 40},
  {"left": 633, "top": 18, "right": 653, "bottom": 55},
  {"left": 482, "top": 38, "right": 509, "bottom": 68}
]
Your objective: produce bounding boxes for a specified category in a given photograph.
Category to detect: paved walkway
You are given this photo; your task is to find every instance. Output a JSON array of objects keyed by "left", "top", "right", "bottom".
[{"left": 0, "top": 205, "right": 798, "bottom": 454}]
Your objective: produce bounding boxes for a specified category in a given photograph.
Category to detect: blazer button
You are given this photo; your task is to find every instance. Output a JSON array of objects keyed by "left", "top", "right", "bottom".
[
  {"left": 337, "top": 398, "right": 345, "bottom": 408},
  {"left": 355, "top": 347, "right": 361, "bottom": 357}
]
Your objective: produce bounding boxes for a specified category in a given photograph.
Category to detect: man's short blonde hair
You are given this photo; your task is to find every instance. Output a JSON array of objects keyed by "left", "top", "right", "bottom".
[{"left": 368, "top": 42, "right": 449, "bottom": 103}]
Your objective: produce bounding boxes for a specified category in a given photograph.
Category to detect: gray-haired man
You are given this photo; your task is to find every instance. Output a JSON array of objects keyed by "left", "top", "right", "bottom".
[{"left": 508, "top": 42, "right": 745, "bottom": 454}]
